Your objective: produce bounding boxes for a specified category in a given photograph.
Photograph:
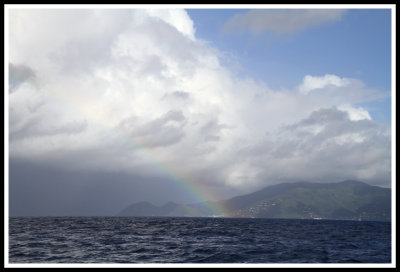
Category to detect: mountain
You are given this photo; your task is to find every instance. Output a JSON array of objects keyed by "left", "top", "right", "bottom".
[
  {"left": 116, "top": 180, "right": 391, "bottom": 221},
  {"left": 215, "top": 180, "right": 391, "bottom": 221},
  {"left": 118, "top": 201, "right": 179, "bottom": 217}
]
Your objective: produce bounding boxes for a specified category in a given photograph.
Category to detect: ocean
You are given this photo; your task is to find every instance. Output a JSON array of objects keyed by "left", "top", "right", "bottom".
[{"left": 8, "top": 217, "right": 391, "bottom": 264}]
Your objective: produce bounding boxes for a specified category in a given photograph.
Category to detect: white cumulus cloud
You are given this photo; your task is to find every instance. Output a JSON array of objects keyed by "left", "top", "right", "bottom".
[
  {"left": 338, "top": 105, "right": 372, "bottom": 121},
  {"left": 298, "top": 74, "right": 350, "bottom": 94},
  {"left": 7, "top": 8, "right": 391, "bottom": 195}
]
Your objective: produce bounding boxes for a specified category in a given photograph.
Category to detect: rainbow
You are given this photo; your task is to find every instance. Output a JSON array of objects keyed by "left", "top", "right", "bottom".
[
  {"left": 105, "top": 125, "right": 229, "bottom": 217},
  {"left": 37, "top": 88, "right": 230, "bottom": 217}
]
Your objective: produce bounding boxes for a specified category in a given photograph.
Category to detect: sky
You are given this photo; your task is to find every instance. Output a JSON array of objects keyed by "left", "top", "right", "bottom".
[{"left": 6, "top": 5, "right": 394, "bottom": 216}]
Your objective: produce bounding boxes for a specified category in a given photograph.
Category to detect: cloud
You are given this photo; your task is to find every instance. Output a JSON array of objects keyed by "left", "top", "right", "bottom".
[
  {"left": 143, "top": 9, "right": 196, "bottom": 40},
  {"left": 236, "top": 107, "right": 391, "bottom": 188},
  {"left": 200, "top": 119, "right": 230, "bottom": 142},
  {"left": 298, "top": 74, "right": 350, "bottom": 94},
  {"left": 8, "top": 8, "right": 391, "bottom": 198},
  {"left": 163, "top": 91, "right": 190, "bottom": 100},
  {"left": 10, "top": 119, "right": 87, "bottom": 141},
  {"left": 338, "top": 105, "right": 372, "bottom": 121},
  {"left": 296, "top": 74, "right": 388, "bottom": 111},
  {"left": 223, "top": 9, "right": 346, "bottom": 36},
  {"left": 8, "top": 63, "right": 36, "bottom": 93},
  {"left": 117, "top": 110, "right": 186, "bottom": 148}
]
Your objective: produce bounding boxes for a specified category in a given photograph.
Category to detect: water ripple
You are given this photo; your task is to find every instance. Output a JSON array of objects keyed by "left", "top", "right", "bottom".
[{"left": 9, "top": 217, "right": 391, "bottom": 264}]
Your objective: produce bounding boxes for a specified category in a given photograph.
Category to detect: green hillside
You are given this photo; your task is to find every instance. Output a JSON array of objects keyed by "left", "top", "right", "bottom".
[
  {"left": 118, "top": 180, "right": 391, "bottom": 221},
  {"left": 218, "top": 180, "right": 391, "bottom": 221}
]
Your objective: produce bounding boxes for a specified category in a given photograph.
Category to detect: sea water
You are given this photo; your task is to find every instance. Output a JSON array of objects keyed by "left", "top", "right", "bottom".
[{"left": 8, "top": 217, "right": 391, "bottom": 264}]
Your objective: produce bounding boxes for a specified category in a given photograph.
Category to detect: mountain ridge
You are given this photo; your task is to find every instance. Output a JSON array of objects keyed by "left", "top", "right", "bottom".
[{"left": 117, "top": 180, "right": 391, "bottom": 221}]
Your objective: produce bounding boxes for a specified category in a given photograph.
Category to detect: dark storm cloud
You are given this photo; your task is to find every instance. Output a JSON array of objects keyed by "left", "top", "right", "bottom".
[{"left": 9, "top": 158, "right": 198, "bottom": 216}]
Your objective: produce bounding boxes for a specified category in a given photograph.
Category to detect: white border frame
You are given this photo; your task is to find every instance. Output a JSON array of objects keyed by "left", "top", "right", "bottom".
[{"left": 4, "top": 4, "right": 396, "bottom": 268}]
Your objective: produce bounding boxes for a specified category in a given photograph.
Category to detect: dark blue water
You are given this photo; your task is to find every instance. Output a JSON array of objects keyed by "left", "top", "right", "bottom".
[{"left": 9, "top": 217, "right": 391, "bottom": 263}]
